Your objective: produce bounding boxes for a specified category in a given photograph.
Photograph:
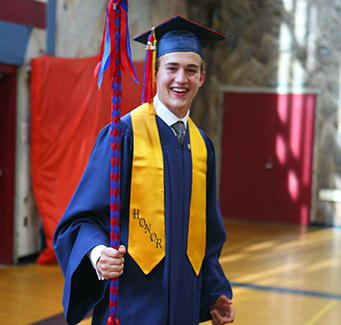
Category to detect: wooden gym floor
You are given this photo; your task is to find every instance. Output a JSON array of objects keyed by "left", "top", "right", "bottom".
[{"left": 0, "top": 219, "right": 340, "bottom": 325}]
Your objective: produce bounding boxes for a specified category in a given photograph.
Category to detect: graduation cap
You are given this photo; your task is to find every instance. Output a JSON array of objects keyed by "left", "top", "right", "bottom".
[{"left": 133, "top": 15, "right": 226, "bottom": 103}]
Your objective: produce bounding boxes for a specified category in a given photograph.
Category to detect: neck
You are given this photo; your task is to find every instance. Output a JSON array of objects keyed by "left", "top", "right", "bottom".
[{"left": 154, "top": 95, "right": 190, "bottom": 127}]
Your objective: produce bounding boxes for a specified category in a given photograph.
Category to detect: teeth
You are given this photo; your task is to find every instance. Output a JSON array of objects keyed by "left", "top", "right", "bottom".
[{"left": 172, "top": 88, "right": 187, "bottom": 93}]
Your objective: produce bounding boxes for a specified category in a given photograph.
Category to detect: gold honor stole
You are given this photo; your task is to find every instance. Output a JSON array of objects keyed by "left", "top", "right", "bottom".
[{"left": 128, "top": 103, "right": 207, "bottom": 276}]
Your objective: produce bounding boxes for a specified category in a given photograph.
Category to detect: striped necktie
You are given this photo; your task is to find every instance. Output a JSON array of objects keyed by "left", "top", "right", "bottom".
[{"left": 172, "top": 121, "right": 186, "bottom": 146}]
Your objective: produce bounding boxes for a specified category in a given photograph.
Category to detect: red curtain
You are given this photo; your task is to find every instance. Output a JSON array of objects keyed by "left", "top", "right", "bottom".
[{"left": 31, "top": 55, "right": 144, "bottom": 264}]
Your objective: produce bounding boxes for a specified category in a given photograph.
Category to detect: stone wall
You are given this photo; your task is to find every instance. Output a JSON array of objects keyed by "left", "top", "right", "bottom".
[{"left": 182, "top": 0, "right": 341, "bottom": 226}]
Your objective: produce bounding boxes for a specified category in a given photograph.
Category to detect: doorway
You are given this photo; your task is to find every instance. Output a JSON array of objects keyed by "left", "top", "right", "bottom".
[
  {"left": 0, "top": 64, "right": 17, "bottom": 264},
  {"left": 219, "top": 89, "right": 316, "bottom": 225}
]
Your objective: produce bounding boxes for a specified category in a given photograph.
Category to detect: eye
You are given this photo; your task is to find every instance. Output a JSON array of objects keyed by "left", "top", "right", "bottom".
[{"left": 187, "top": 68, "right": 198, "bottom": 74}]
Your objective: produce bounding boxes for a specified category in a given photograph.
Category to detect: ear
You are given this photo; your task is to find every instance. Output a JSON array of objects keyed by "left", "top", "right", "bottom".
[{"left": 198, "top": 71, "right": 205, "bottom": 88}]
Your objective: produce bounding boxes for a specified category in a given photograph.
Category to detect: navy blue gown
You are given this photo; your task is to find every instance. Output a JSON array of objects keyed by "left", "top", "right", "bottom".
[{"left": 53, "top": 112, "right": 232, "bottom": 325}]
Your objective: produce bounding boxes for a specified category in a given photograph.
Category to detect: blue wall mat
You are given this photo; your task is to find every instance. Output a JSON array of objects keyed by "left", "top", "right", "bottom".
[{"left": 0, "top": 20, "right": 31, "bottom": 66}]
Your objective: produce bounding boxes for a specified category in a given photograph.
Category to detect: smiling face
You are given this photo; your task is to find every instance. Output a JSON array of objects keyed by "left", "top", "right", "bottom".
[{"left": 155, "top": 52, "right": 205, "bottom": 118}]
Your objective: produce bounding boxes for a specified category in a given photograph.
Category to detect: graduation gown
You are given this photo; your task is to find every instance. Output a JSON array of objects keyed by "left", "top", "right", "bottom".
[{"left": 53, "top": 112, "right": 232, "bottom": 325}]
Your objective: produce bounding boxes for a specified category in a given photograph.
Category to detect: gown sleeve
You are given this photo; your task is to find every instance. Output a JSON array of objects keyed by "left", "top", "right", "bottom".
[
  {"left": 199, "top": 135, "right": 233, "bottom": 322},
  {"left": 53, "top": 121, "right": 133, "bottom": 324}
]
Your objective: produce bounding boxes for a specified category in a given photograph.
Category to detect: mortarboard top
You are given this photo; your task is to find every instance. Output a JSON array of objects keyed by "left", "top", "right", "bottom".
[{"left": 133, "top": 14, "right": 226, "bottom": 59}]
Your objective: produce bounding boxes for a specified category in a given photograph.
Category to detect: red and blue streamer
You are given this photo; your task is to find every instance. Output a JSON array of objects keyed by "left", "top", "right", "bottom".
[{"left": 94, "top": 1, "right": 138, "bottom": 324}]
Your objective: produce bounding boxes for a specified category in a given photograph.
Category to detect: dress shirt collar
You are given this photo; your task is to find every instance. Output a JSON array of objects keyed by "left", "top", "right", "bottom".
[{"left": 153, "top": 94, "right": 189, "bottom": 128}]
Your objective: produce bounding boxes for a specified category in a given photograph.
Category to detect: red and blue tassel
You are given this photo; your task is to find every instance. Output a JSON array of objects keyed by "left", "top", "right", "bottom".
[{"left": 95, "top": 0, "right": 138, "bottom": 89}]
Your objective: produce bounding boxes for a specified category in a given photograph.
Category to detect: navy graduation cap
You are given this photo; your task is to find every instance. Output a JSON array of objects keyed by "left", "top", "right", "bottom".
[
  {"left": 133, "top": 14, "right": 226, "bottom": 103},
  {"left": 134, "top": 14, "right": 226, "bottom": 59}
]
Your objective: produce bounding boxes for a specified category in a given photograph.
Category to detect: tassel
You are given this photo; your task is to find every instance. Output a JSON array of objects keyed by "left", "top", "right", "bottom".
[
  {"left": 142, "top": 28, "right": 156, "bottom": 103},
  {"left": 94, "top": 0, "right": 138, "bottom": 90}
]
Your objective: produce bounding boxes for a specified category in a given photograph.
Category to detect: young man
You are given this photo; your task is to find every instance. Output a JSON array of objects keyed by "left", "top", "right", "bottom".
[{"left": 53, "top": 15, "right": 234, "bottom": 325}]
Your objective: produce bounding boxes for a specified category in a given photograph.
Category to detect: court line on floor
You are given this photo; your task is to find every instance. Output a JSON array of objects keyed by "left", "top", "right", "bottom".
[
  {"left": 230, "top": 281, "right": 341, "bottom": 300},
  {"left": 303, "top": 300, "right": 338, "bottom": 325}
]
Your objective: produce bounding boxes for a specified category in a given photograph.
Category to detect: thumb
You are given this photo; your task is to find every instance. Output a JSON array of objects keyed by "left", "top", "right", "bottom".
[{"left": 118, "top": 245, "right": 126, "bottom": 254}]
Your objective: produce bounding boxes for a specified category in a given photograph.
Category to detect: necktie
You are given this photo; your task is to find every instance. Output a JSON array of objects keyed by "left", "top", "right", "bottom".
[{"left": 172, "top": 121, "right": 186, "bottom": 146}]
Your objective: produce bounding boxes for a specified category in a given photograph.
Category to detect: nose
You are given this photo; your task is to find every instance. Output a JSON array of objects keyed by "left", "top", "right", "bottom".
[{"left": 175, "top": 69, "right": 187, "bottom": 84}]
